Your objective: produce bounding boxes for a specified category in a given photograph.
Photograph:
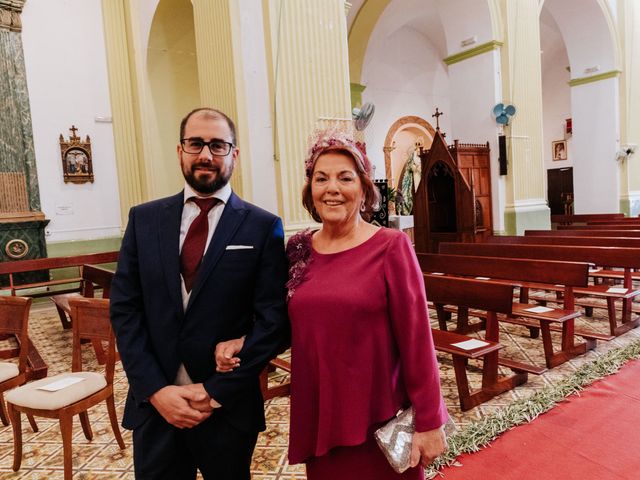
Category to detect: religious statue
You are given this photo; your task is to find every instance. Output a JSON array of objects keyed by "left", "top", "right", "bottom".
[{"left": 396, "top": 144, "right": 422, "bottom": 216}]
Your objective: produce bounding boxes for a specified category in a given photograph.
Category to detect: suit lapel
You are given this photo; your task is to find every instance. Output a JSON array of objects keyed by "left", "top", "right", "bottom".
[
  {"left": 186, "top": 192, "right": 248, "bottom": 311},
  {"left": 158, "top": 192, "right": 184, "bottom": 316}
]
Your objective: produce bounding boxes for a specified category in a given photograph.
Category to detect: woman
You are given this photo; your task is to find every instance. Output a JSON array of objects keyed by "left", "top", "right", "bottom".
[{"left": 217, "top": 127, "right": 448, "bottom": 479}]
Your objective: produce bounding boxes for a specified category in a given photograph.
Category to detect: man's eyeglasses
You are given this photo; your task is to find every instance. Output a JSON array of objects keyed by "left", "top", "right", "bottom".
[{"left": 180, "top": 138, "right": 235, "bottom": 156}]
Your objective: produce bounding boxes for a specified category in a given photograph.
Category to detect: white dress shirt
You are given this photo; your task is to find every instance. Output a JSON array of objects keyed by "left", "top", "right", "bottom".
[{"left": 175, "top": 182, "right": 232, "bottom": 387}]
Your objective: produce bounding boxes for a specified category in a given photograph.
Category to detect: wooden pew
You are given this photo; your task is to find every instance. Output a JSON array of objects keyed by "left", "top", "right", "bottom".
[
  {"left": 487, "top": 235, "right": 640, "bottom": 247},
  {"left": 439, "top": 243, "right": 640, "bottom": 336},
  {"left": 588, "top": 218, "right": 640, "bottom": 225},
  {"left": 526, "top": 229, "right": 640, "bottom": 238},
  {"left": 424, "top": 274, "right": 528, "bottom": 410},
  {"left": 418, "top": 253, "right": 598, "bottom": 369},
  {"left": 551, "top": 213, "right": 624, "bottom": 225},
  {"left": 0, "top": 252, "right": 119, "bottom": 298},
  {"left": 558, "top": 224, "right": 640, "bottom": 231},
  {"left": 486, "top": 236, "right": 640, "bottom": 284}
]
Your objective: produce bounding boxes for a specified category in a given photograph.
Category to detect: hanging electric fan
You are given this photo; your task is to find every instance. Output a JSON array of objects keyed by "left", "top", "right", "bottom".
[
  {"left": 352, "top": 102, "right": 375, "bottom": 131},
  {"left": 492, "top": 103, "right": 516, "bottom": 126}
]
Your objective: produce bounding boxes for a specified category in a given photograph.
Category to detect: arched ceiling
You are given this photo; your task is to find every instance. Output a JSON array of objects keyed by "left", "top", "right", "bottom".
[
  {"left": 539, "top": 7, "right": 569, "bottom": 76},
  {"left": 541, "top": 0, "right": 619, "bottom": 76},
  {"left": 348, "top": 0, "right": 497, "bottom": 84}
]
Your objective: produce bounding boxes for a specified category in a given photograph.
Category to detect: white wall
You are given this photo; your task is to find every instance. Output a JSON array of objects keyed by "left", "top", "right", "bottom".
[
  {"left": 540, "top": 7, "right": 572, "bottom": 171},
  {"left": 361, "top": 26, "right": 450, "bottom": 179},
  {"left": 21, "top": 0, "right": 121, "bottom": 242},
  {"left": 448, "top": 50, "right": 505, "bottom": 232},
  {"left": 571, "top": 78, "right": 620, "bottom": 213},
  {"left": 541, "top": 63, "right": 571, "bottom": 170}
]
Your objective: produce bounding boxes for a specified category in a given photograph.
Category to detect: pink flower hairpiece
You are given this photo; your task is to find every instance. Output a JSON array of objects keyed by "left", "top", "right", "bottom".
[{"left": 304, "top": 125, "right": 372, "bottom": 178}]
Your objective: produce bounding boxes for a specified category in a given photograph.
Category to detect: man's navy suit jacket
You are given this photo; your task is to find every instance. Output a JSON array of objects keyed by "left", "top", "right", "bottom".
[{"left": 110, "top": 191, "right": 289, "bottom": 433}]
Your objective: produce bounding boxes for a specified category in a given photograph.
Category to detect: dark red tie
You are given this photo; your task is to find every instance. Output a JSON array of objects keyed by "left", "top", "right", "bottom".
[{"left": 180, "top": 197, "right": 219, "bottom": 292}]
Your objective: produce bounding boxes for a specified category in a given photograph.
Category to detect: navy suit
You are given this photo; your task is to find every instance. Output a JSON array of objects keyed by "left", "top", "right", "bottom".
[{"left": 110, "top": 191, "right": 289, "bottom": 478}]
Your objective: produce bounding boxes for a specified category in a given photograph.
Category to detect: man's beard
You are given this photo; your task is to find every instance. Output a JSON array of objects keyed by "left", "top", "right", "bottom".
[{"left": 183, "top": 163, "right": 233, "bottom": 195}]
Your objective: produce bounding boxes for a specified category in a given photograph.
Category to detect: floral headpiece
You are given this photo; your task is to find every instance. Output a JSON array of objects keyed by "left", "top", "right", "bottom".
[{"left": 305, "top": 124, "right": 372, "bottom": 178}]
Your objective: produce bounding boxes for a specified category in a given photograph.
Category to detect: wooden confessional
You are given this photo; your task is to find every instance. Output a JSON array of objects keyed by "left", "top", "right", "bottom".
[{"left": 413, "top": 129, "right": 492, "bottom": 253}]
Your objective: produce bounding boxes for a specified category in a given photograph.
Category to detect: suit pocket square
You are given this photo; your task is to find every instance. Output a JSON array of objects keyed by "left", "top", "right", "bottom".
[{"left": 226, "top": 245, "right": 254, "bottom": 250}]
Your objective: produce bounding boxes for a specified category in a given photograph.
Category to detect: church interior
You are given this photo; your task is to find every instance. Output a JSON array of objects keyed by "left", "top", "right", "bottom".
[{"left": 1, "top": 0, "right": 640, "bottom": 478}]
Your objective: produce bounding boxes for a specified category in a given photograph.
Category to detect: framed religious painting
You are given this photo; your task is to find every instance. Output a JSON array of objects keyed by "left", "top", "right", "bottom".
[
  {"left": 552, "top": 140, "right": 567, "bottom": 161},
  {"left": 59, "top": 125, "right": 94, "bottom": 183}
]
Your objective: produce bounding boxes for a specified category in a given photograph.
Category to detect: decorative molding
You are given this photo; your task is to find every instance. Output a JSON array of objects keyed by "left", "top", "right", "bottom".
[
  {"left": 443, "top": 40, "right": 503, "bottom": 66},
  {"left": 568, "top": 70, "right": 621, "bottom": 87},
  {"left": 0, "top": 1, "right": 26, "bottom": 8},
  {"left": 504, "top": 199, "right": 548, "bottom": 211},
  {"left": 0, "top": 1, "right": 24, "bottom": 32},
  {"left": 350, "top": 82, "right": 366, "bottom": 108}
]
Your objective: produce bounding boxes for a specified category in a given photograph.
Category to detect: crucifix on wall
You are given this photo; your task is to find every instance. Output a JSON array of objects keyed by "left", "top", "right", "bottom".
[{"left": 59, "top": 125, "right": 94, "bottom": 184}]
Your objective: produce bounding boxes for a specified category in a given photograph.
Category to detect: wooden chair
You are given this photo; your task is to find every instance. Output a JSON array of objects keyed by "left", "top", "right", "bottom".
[
  {"left": 6, "top": 297, "right": 125, "bottom": 480},
  {"left": 0, "top": 296, "right": 38, "bottom": 430},
  {"left": 51, "top": 265, "right": 116, "bottom": 364},
  {"left": 51, "top": 264, "right": 115, "bottom": 330},
  {"left": 260, "top": 357, "right": 291, "bottom": 401}
]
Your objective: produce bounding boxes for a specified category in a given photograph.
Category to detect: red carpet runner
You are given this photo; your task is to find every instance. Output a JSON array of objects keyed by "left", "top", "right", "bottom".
[{"left": 441, "top": 359, "right": 640, "bottom": 480}]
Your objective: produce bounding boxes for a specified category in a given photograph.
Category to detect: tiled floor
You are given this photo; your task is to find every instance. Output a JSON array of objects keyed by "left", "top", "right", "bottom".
[{"left": 0, "top": 295, "right": 637, "bottom": 479}]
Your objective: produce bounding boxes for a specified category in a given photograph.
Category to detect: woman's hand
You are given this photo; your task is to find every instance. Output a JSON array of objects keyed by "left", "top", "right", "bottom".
[
  {"left": 410, "top": 426, "right": 447, "bottom": 468},
  {"left": 214, "top": 336, "right": 245, "bottom": 372}
]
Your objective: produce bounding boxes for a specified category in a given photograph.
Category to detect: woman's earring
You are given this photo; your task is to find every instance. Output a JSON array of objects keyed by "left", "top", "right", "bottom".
[{"left": 360, "top": 201, "right": 366, "bottom": 212}]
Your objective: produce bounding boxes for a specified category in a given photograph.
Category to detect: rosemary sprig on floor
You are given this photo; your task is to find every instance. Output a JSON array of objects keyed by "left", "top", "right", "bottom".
[{"left": 425, "top": 338, "right": 640, "bottom": 479}]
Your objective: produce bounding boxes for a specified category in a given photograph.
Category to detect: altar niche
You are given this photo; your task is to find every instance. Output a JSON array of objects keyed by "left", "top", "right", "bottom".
[{"left": 413, "top": 127, "right": 492, "bottom": 253}]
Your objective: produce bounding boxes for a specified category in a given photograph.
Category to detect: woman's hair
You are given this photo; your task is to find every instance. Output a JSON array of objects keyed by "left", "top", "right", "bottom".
[{"left": 301, "top": 127, "right": 380, "bottom": 222}]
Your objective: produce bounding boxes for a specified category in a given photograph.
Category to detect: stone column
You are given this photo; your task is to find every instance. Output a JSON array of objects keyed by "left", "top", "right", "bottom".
[
  {"left": 618, "top": 0, "right": 640, "bottom": 215},
  {"left": 500, "top": 0, "right": 550, "bottom": 233},
  {"left": 0, "top": 0, "right": 49, "bottom": 271},
  {"left": 265, "top": 0, "right": 352, "bottom": 233},
  {"left": 192, "top": 0, "right": 247, "bottom": 197},
  {"left": 0, "top": 0, "right": 42, "bottom": 218},
  {"left": 101, "top": 0, "right": 147, "bottom": 225}
]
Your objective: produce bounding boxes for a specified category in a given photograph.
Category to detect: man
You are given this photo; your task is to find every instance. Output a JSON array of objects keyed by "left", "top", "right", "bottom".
[{"left": 110, "top": 107, "right": 289, "bottom": 479}]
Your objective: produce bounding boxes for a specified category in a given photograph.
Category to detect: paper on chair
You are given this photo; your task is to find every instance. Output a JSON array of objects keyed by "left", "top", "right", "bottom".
[
  {"left": 525, "top": 306, "right": 554, "bottom": 313},
  {"left": 589, "top": 268, "right": 601, "bottom": 273},
  {"left": 37, "top": 377, "right": 85, "bottom": 392},
  {"left": 451, "top": 339, "right": 490, "bottom": 350},
  {"left": 475, "top": 277, "right": 491, "bottom": 280},
  {"left": 607, "top": 287, "right": 628, "bottom": 294}
]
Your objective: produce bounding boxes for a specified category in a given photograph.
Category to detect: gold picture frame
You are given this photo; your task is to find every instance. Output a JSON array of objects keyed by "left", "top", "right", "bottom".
[
  {"left": 552, "top": 139, "right": 567, "bottom": 161},
  {"left": 59, "top": 125, "right": 94, "bottom": 183}
]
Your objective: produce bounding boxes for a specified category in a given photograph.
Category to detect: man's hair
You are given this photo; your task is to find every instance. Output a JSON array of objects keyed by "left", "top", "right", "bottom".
[{"left": 179, "top": 108, "right": 237, "bottom": 145}]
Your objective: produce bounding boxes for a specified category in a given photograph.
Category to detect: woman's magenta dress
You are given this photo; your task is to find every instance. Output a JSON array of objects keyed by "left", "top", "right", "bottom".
[{"left": 287, "top": 228, "right": 448, "bottom": 479}]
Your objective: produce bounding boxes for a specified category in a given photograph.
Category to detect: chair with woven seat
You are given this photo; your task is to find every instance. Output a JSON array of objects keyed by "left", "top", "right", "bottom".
[
  {"left": 7, "top": 297, "right": 125, "bottom": 480},
  {"left": 0, "top": 296, "right": 34, "bottom": 427}
]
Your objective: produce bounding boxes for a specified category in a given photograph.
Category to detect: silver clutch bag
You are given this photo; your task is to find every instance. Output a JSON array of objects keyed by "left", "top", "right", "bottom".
[
  {"left": 375, "top": 408, "right": 456, "bottom": 474},
  {"left": 374, "top": 407, "right": 416, "bottom": 473}
]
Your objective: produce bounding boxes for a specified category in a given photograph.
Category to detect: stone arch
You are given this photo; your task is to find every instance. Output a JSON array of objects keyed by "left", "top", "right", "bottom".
[
  {"left": 540, "top": 0, "right": 619, "bottom": 74},
  {"left": 383, "top": 116, "right": 436, "bottom": 189}
]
